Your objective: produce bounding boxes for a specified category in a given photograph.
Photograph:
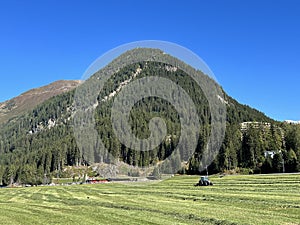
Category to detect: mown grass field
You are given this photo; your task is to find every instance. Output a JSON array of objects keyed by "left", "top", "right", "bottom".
[{"left": 0, "top": 174, "right": 299, "bottom": 225}]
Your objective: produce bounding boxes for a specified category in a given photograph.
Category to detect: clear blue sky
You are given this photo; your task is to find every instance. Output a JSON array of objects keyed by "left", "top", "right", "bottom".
[{"left": 0, "top": 0, "right": 299, "bottom": 121}]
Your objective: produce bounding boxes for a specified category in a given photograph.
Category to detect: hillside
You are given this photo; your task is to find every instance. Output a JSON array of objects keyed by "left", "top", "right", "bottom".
[
  {"left": 0, "top": 80, "right": 81, "bottom": 124},
  {"left": 0, "top": 48, "right": 299, "bottom": 186}
]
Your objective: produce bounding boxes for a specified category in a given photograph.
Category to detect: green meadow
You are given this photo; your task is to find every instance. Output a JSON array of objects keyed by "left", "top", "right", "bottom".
[{"left": 0, "top": 174, "right": 299, "bottom": 225}]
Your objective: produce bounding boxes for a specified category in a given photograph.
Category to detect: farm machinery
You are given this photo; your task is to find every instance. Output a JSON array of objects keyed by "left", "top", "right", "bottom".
[{"left": 194, "top": 176, "right": 213, "bottom": 186}]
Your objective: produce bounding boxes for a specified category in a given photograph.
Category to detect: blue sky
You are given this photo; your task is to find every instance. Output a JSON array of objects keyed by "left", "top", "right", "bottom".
[{"left": 0, "top": 0, "right": 299, "bottom": 121}]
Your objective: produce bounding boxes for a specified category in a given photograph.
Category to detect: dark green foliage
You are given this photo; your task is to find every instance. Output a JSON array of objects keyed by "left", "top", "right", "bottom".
[
  {"left": 272, "top": 153, "right": 283, "bottom": 173},
  {"left": 0, "top": 91, "right": 80, "bottom": 185},
  {"left": 261, "top": 156, "right": 273, "bottom": 174}
]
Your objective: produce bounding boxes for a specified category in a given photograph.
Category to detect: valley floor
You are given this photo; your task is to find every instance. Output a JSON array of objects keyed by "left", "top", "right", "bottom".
[{"left": 0, "top": 174, "right": 299, "bottom": 225}]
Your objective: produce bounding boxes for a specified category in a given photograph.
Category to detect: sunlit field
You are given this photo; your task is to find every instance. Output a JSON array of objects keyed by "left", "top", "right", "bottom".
[{"left": 0, "top": 174, "right": 299, "bottom": 225}]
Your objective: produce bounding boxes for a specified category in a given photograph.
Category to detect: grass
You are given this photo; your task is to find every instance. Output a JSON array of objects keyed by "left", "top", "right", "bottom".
[
  {"left": 0, "top": 174, "right": 299, "bottom": 225},
  {"left": 52, "top": 178, "right": 75, "bottom": 185}
]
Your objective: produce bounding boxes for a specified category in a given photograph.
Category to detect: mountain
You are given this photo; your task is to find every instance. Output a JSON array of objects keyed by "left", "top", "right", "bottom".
[
  {"left": 0, "top": 80, "right": 81, "bottom": 124},
  {"left": 0, "top": 48, "right": 299, "bottom": 186}
]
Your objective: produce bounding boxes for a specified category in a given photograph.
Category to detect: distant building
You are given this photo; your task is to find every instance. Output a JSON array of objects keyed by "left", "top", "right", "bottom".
[
  {"left": 264, "top": 151, "right": 276, "bottom": 159},
  {"left": 240, "top": 122, "right": 271, "bottom": 131},
  {"left": 284, "top": 120, "right": 300, "bottom": 125}
]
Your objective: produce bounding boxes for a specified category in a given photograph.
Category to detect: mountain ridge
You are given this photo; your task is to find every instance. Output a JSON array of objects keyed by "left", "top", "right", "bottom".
[{"left": 0, "top": 80, "right": 81, "bottom": 124}]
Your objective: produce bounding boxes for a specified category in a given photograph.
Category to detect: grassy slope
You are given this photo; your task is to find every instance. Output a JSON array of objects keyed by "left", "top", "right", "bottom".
[{"left": 0, "top": 174, "right": 299, "bottom": 225}]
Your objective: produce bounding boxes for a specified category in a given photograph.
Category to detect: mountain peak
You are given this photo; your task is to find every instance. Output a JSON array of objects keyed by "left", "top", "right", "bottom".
[{"left": 0, "top": 80, "right": 81, "bottom": 124}]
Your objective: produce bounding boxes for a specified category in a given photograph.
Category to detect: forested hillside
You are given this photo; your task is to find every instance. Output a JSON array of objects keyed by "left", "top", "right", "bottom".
[{"left": 0, "top": 49, "right": 299, "bottom": 186}]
